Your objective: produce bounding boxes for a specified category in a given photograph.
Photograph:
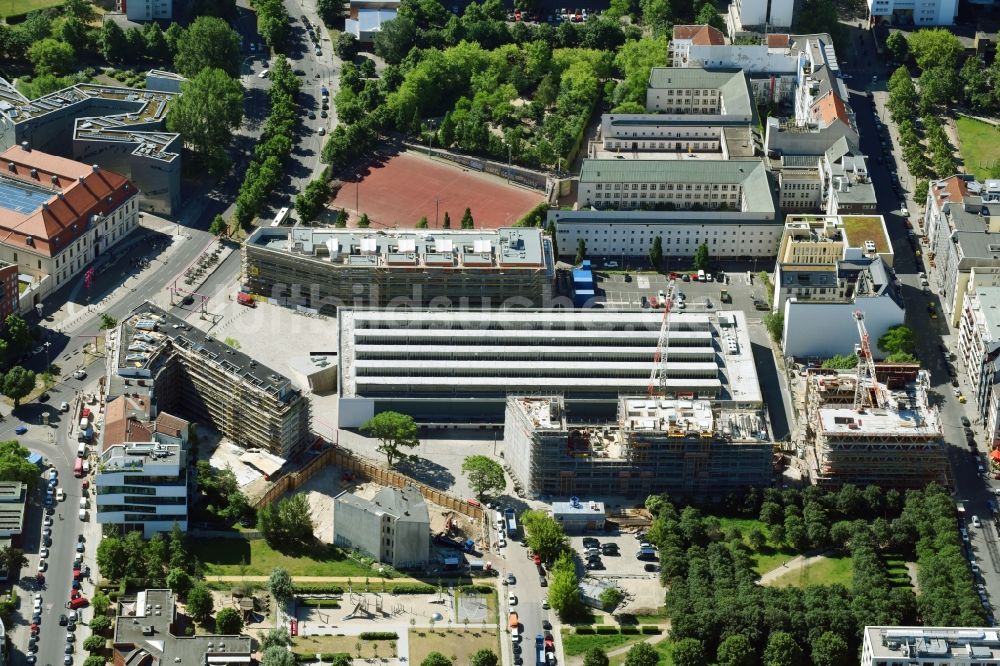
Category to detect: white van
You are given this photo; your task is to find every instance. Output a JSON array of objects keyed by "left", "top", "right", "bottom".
[
  {"left": 79, "top": 498, "right": 87, "bottom": 510},
  {"left": 258, "top": 69, "right": 269, "bottom": 78},
  {"left": 697, "top": 270, "right": 706, "bottom": 282},
  {"left": 79, "top": 417, "right": 89, "bottom": 430},
  {"left": 82, "top": 461, "right": 90, "bottom": 475},
  {"left": 77, "top": 443, "right": 86, "bottom": 458},
  {"left": 79, "top": 509, "right": 87, "bottom": 521}
]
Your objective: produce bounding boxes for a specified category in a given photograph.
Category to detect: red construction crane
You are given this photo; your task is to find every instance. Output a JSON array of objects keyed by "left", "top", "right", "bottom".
[
  {"left": 647, "top": 280, "right": 677, "bottom": 396},
  {"left": 853, "top": 310, "right": 886, "bottom": 410}
]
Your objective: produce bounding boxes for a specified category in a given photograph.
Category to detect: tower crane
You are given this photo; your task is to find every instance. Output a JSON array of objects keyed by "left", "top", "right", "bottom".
[
  {"left": 648, "top": 279, "right": 677, "bottom": 396},
  {"left": 853, "top": 310, "right": 887, "bottom": 410}
]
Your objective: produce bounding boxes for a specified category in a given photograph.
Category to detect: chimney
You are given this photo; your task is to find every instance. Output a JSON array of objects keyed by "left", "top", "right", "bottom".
[
  {"left": 20, "top": 141, "right": 30, "bottom": 152},
  {"left": 92, "top": 164, "right": 100, "bottom": 173}
]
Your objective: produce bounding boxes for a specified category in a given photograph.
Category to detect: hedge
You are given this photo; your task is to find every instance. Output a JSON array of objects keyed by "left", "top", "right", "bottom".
[
  {"left": 298, "top": 599, "right": 341, "bottom": 608},
  {"left": 388, "top": 583, "right": 436, "bottom": 595},
  {"left": 620, "top": 626, "right": 639, "bottom": 634},
  {"left": 595, "top": 626, "right": 619, "bottom": 635},
  {"left": 293, "top": 653, "right": 351, "bottom": 663},
  {"left": 459, "top": 585, "right": 495, "bottom": 594},
  {"left": 641, "top": 626, "right": 662, "bottom": 634},
  {"left": 574, "top": 626, "right": 595, "bottom": 634},
  {"left": 358, "top": 632, "right": 398, "bottom": 640},
  {"left": 294, "top": 584, "right": 345, "bottom": 594}
]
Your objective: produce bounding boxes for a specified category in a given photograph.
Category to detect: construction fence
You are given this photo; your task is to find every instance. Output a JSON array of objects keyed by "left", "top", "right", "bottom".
[
  {"left": 253, "top": 444, "right": 485, "bottom": 523},
  {"left": 401, "top": 142, "right": 550, "bottom": 192}
]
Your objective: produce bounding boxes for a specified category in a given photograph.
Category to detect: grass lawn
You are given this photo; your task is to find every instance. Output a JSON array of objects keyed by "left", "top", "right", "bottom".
[
  {"left": 767, "top": 555, "right": 853, "bottom": 589},
  {"left": 189, "top": 537, "right": 373, "bottom": 577},
  {"left": 956, "top": 117, "right": 1000, "bottom": 181},
  {"left": 291, "top": 635, "right": 396, "bottom": 659},
  {"left": 715, "top": 516, "right": 800, "bottom": 575},
  {"left": 561, "top": 630, "right": 648, "bottom": 656},
  {"left": 408, "top": 628, "right": 498, "bottom": 664},
  {"left": 884, "top": 554, "right": 914, "bottom": 589},
  {"left": 0, "top": 0, "right": 63, "bottom": 17},
  {"left": 609, "top": 640, "right": 674, "bottom": 665}
]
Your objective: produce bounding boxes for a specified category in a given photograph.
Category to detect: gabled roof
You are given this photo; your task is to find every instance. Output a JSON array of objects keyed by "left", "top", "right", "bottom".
[
  {"left": 154, "top": 413, "right": 189, "bottom": 439},
  {"left": 767, "top": 34, "right": 791, "bottom": 48},
  {"left": 811, "top": 90, "right": 853, "bottom": 130},
  {"left": 932, "top": 174, "right": 971, "bottom": 211},
  {"left": 672, "top": 24, "right": 726, "bottom": 45},
  {"left": 0, "top": 145, "right": 137, "bottom": 258}
]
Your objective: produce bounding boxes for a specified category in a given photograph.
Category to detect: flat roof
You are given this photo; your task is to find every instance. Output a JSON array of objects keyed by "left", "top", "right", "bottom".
[
  {"left": 864, "top": 626, "right": 1000, "bottom": 660},
  {"left": 841, "top": 215, "right": 890, "bottom": 254},
  {"left": 971, "top": 288, "right": 1000, "bottom": 341}
]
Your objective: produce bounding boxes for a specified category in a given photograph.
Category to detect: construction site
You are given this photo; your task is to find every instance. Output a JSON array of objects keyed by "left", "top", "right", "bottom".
[{"left": 803, "top": 312, "right": 952, "bottom": 489}]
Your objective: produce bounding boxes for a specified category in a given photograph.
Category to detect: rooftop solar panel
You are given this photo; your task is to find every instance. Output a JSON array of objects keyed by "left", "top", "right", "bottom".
[{"left": 0, "top": 177, "right": 53, "bottom": 215}]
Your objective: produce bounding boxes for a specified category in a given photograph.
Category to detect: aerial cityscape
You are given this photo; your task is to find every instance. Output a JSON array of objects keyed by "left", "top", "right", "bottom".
[{"left": 0, "top": 0, "right": 997, "bottom": 663}]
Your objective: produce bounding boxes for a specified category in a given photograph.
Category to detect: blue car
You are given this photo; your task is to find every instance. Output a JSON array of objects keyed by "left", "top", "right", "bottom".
[{"left": 14, "top": 425, "right": 26, "bottom": 435}]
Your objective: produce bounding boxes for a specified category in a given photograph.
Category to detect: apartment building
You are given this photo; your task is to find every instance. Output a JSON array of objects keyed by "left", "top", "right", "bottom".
[
  {"left": 645, "top": 68, "right": 756, "bottom": 117},
  {"left": 112, "top": 303, "right": 311, "bottom": 458},
  {"left": 114, "top": 589, "right": 251, "bottom": 666},
  {"left": 0, "top": 72, "right": 182, "bottom": 214},
  {"left": 668, "top": 25, "right": 726, "bottom": 68},
  {"left": 805, "top": 369, "right": 950, "bottom": 489},
  {"left": 337, "top": 309, "right": 763, "bottom": 427},
  {"left": 726, "top": 0, "right": 796, "bottom": 33},
  {"left": 504, "top": 396, "right": 773, "bottom": 499},
  {"left": 867, "top": 0, "right": 957, "bottom": 25},
  {"left": 333, "top": 485, "right": 430, "bottom": 569},
  {"left": 925, "top": 176, "right": 1000, "bottom": 326},
  {"left": 862, "top": 626, "right": 1000, "bottom": 665},
  {"left": 0, "top": 145, "right": 139, "bottom": 311},
  {"left": 119, "top": 0, "right": 173, "bottom": 20},
  {"left": 242, "top": 227, "right": 554, "bottom": 312},
  {"left": 794, "top": 37, "right": 849, "bottom": 127},
  {"left": 96, "top": 396, "right": 189, "bottom": 537},
  {"left": 959, "top": 285, "right": 1000, "bottom": 449},
  {"left": 0, "top": 262, "right": 18, "bottom": 324}
]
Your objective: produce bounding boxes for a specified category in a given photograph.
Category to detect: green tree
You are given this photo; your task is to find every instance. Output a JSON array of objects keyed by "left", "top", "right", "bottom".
[
  {"left": 166, "top": 568, "right": 192, "bottom": 596},
  {"left": 374, "top": 15, "right": 418, "bottom": 64},
  {"left": 91, "top": 591, "right": 111, "bottom": 616},
  {"left": 639, "top": 0, "right": 672, "bottom": 36},
  {"left": 649, "top": 235, "right": 663, "bottom": 270},
  {"left": 59, "top": 16, "right": 88, "bottom": 52},
  {"left": 268, "top": 567, "right": 294, "bottom": 603},
  {"left": 599, "top": 586, "right": 624, "bottom": 612},
  {"left": 747, "top": 528, "right": 767, "bottom": 551},
  {"left": 575, "top": 238, "right": 586, "bottom": 264},
  {"left": 417, "top": 216, "right": 429, "bottom": 229},
  {"left": 442, "top": 211, "right": 451, "bottom": 229},
  {"left": 186, "top": 583, "right": 214, "bottom": 622},
  {"left": 0, "top": 546, "right": 26, "bottom": 576},
  {"left": 295, "top": 179, "right": 332, "bottom": 223},
  {"left": 439, "top": 111, "right": 456, "bottom": 146},
  {"left": 420, "top": 653, "right": 452, "bottom": 666},
  {"left": 164, "top": 22, "right": 184, "bottom": 56},
  {"left": 470, "top": 649, "right": 498, "bottom": 666},
  {"left": 215, "top": 607, "right": 243, "bottom": 634},
  {"left": 887, "top": 351, "right": 917, "bottom": 363},
  {"left": 695, "top": 1, "right": 726, "bottom": 33},
  {"left": 877, "top": 325, "right": 916, "bottom": 356},
  {"left": 717, "top": 634, "right": 756, "bottom": 666},
  {"left": 357, "top": 213, "right": 371, "bottom": 228},
  {"left": 360, "top": 411, "right": 420, "bottom": 467},
  {"left": 919, "top": 66, "right": 958, "bottom": 110},
  {"left": 547, "top": 551, "right": 583, "bottom": 620},
  {"left": 908, "top": 28, "right": 963, "bottom": 71},
  {"left": 96, "top": 535, "right": 128, "bottom": 580},
  {"left": 126, "top": 26, "right": 147, "bottom": 60},
  {"left": 261, "top": 647, "right": 296, "bottom": 666},
  {"left": 811, "top": 631, "right": 852, "bottom": 666},
  {"left": 546, "top": 220, "right": 558, "bottom": 257},
  {"left": 88, "top": 615, "right": 112, "bottom": 634},
  {"left": 174, "top": 17, "right": 242, "bottom": 78},
  {"left": 886, "top": 31, "right": 909, "bottom": 62},
  {"left": 260, "top": 629, "right": 292, "bottom": 650},
  {"left": 99, "top": 20, "right": 128, "bottom": 62},
  {"left": 793, "top": 0, "right": 841, "bottom": 47},
  {"left": 336, "top": 209, "right": 349, "bottom": 227},
  {"left": 209, "top": 214, "right": 228, "bottom": 236},
  {"left": 461, "top": 455, "right": 505, "bottom": 500},
  {"left": 623, "top": 642, "right": 659, "bottom": 666},
  {"left": 83, "top": 636, "right": 105, "bottom": 652},
  {"left": 5, "top": 314, "right": 31, "bottom": 360},
  {"left": 28, "top": 38, "right": 75, "bottom": 76},
  {"left": 763, "top": 631, "right": 804, "bottom": 666},
  {"left": 583, "top": 647, "right": 610, "bottom": 666},
  {"left": 318, "top": 0, "right": 344, "bottom": 24},
  {"left": 84, "top": 657, "right": 105, "bottom": 666},
  {"left": 259, "top": 495, "right": 315, "bottom": 547},
  {"left": 763, "top": 311, "right": 783, "bottom": 343},
  {"left": 521, "top": 509, "right": 568, "bottom": 562},
  {"left": 167, "top": 68, "right": 244, "bottom": 173},
  {"left": 461, "top": 207, "right": 474, "bottom": 229},
  {"left": 63, "top": 0, "right": 96, "bottom": 20},
  {"left": 2, "top": 367, "right": 34, "bottom": 407},
  {"left": 821, "top": 354, "right": 857, "bottom": 369},
  {"left": 692, "top": 242, "right": 709, "bottom": 271},
  {"left": 671, "top": 638, "right": 707, "bottom": 666},
  {"left": 99, "top": 313, "right": 118, "bottom": 330},
  {"left": 335, "top": 32, "right": 359, "bottom": 61},
  {"left": 143, "top": 22, "right": 168, "bottom": 58}
]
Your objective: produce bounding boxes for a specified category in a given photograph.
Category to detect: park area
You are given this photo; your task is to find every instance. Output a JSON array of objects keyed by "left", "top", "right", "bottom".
[
  {"left": 189, "top": 537, "right": 374, "bottom": 577},
  {"left": 331, "top": 151, "right": 544, "bottom": 229},
  {"left": 0, "top": 0, "right": 63, "bottom": 17},
  {"left": 956, "top": 117, "right": 1000, "bottom": 181}
]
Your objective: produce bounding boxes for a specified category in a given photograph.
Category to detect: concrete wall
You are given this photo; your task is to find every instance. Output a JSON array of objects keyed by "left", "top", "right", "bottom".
[
  {"left": 781, "top": 295, "right": 905, "bottom": 358},
  {"left": 391, "top": 517, "right": 430, "bottom": 568},
  {"left": 332, "top": 496, "right": 384, "bottom": 560}
]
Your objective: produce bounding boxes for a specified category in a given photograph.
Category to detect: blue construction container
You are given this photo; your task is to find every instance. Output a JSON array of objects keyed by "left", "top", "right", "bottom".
[{"left": 574, "top": 289, "right": 595, "bottom": 308}]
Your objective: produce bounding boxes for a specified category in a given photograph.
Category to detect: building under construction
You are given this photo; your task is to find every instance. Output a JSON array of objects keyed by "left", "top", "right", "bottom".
[
  {"left": 110, "top": 302, "right": 311, "bottom": 458},
  {"left": 504, "top": 395, "right": 773, "bottom": 499},
  {"left": 242, "top": 227, "right": 555, "bottom": 312}
]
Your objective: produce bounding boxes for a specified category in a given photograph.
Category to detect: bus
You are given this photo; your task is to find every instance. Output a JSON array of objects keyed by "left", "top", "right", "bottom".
[
  {"left": 73, "top": 458, "right": 83, "bottom": 478},
  {"left": 272, "top": 207, "right": 290, "bottom": 227}
]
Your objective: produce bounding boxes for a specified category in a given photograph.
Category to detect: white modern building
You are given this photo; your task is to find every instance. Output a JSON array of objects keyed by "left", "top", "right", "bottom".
[
  {"left": 333, "top": 485, "right": 430, "bottom": 569},
  {"left": 867, "top": 0, "right": 957, "bottom": 26},
  {"left": 726, "top": 0, "right": 795, "bottom": 34},
  {"left": 862, "top": 626, "right": 1000, "bottom": 665},
  {"left": 119, "top": 0, "right": 173, "bottom": 20},
  {"left": 959, "top": 285, "right": 1000, "bottom": 449},
  {"left": 337, "top": 309, "right": 763, "bottom": 427}
]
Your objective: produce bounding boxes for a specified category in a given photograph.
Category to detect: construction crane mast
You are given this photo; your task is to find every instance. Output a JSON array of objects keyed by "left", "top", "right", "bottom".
[
  {"left": 853, "top": 310, "right": 886, "bottom": 410},
  {"left": 648, "top": 280, "right": 677, "bottom": 396}
]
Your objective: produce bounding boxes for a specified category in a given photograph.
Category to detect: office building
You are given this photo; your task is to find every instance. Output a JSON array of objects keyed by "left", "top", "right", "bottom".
[
  {"left": 114, "top": 589, "right": 252, "bottom": 666},
  {"left": 0, "top": 72, "right": 183, "bottom": 215},
  {"left": 111, "top": 302, "right": 311, "bottom": 458},
  {"left": 0, "top": 144, "right": 139, "bottom": 310},
  {"left": 0, "top": 261, "right": 18, "bottom": 323},
  {"left": 867, "top": 0, "right": 957, "bottom": 26},
  {"left": 338, "top": 309, "right": 763, "bottom": 427},
  {"left": 333, "top": 484, "right": 430, "bottom": 569},
  {"left": 504, "top": 396, "right": 773, "bottom": 499},
  {"left": 862, "top": 626, "right": 1000, "bottom": 665},
  {"left": 119, "top": 0, "right": 173, "bottom": 20},
  {"left": 0, "top": 482, "right": 26, "bottom": 543},
  {"left": 726, "top": 0, "right": 796, "bottom": 34},
  {"left": 668, "top": 25, "right": 726, "bottom": 67},
  {"left": 242, "top": 227, "right": 554, "bottom": 312},
  {"left": 925, "top": 176, "right": 1000, "bottom": 326},
  {"left": 551, "top": 499, "right": 606, "bottom": 533},
  {"left": 804, "top": 368, "right": 950, "bottom": 489},
  {"left": 96, "top": 397, "right": 189, "bottom": 537},
  {"left": 959, "top": 285, "right": 1000, "bottom": 449}
]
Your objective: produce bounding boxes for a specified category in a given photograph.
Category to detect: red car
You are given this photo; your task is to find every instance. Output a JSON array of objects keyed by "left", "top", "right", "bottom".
[
  {"left": 73, "top": 568, "right": 81, "bottom": 581},
  {"left": 81, "top": 480, "right": 89, "bottom": 490},
  {"left": 30, "top": 624, "right": 39, "bottom": 635},
  {"left": 71, "top": 590, "right": 81, "bottom": 600},
  {"left": 69, "top": 596, "right": 88, "bottom": 609}
]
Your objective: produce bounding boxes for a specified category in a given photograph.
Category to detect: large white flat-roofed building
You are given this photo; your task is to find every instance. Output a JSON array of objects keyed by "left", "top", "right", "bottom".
[
  {"left": 867, "top": 0, "right": 957, "bottom": 26},
  {"left": 505, "top": 396, "right": 773, "bottom": 499},
  {"left": 862, "top": 626, "right": 1000, "bottom": 665},
  {"left": 242, "top": 227, "right": 555, "bottom": 312},
  {"left": 338, "top": 309, "right": 762, "bottom": 427}
]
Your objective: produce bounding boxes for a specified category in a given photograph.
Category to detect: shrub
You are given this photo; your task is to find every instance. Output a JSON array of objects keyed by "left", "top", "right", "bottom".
[
  {"left": 359, "top": 631, "right": 398, "bottom": 640},
  {"left": 640, "top": 625, "right": 662, "bottom": 634},
  {"left": 458, "top": 585, "right": 495, "bottom": 594},
  {"left": 595, "top": 626, "right": 619, "bottom": 634},
  {"left": 388, "top": 583, "right": 436, "bottom": 594},
  {"left": 620, "top": 626, "right": 639, "bottom": 634},
  {"left": 574, "top": 626, "right": 595, "bottom": 634},
  {"left": 293, "top": 584, "right": 345, "bottom": 594}
]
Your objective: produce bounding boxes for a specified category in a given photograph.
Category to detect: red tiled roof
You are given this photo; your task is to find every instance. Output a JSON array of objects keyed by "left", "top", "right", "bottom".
[
  {"left": 811, "top": 91, "right": 852, "bottom": 129},
  {"left": 154, "top": 413, "right": 189, "bottom": 438},
  {"left": 0, "top": 145, "right": 137, "bottom": 258},
  {"left": 767, "top": 34, "right": 790, "bottom": 48},
  {"left": 671, "top": 24, "right": 725, "bottom": 45},
  {"left": 932, "top": 175, "right": 969, "bottom": 211}
]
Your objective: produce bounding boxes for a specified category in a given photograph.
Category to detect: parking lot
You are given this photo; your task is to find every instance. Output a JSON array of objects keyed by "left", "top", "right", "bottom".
[
  {"left": 566, "top": 532, "right": 665, "bottom": 613},
  {"left": 595, "top": 270, "right": 771, "bottom": 317}
]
